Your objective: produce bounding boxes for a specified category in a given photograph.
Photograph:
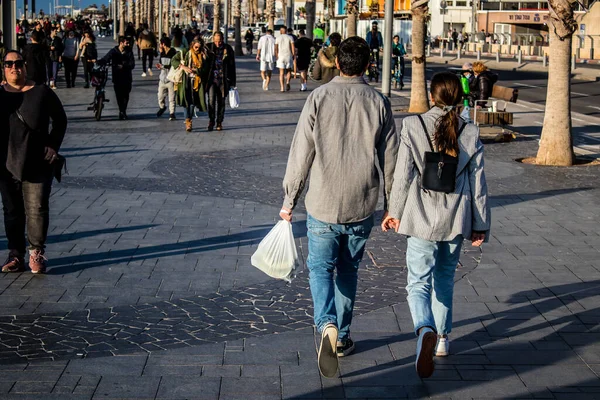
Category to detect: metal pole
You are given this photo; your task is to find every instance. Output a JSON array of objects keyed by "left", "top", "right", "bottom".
[
  {"left": 2, "top": 0, "right": 16, "bottom": 50},
  {"left": 158, "top": 0, "right": 163, "bottom": 36},
  {"left": 113, "top": 0, "right": 118, "bottom": 40},
  {"left": 381, "top": 0, "right": 393, "bottom": 97}
]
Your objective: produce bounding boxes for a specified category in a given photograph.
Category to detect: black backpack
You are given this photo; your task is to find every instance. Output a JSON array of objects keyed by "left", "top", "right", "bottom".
[{"left": 417, "top": 115, "right": 466, "bottom": 194}]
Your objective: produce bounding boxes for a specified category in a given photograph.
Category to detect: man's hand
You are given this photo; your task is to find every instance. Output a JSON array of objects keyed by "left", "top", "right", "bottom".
[
  {"left": 256, "top": 55, "right": 260, "bottom": 61},
  {"left": 279, "top": 207, "right": 292, "bottom": 222},
  {"left": 44, "top": 147, "right": 58, "bottom": 163},
  {"left": 471, "top": 231, "right": 486, "bottom": 247},
  {"left": 381, "top": 211, "right": 399, "bottom": 232},
  {"left": 155, "top": 63, "right": 162, "bottom": 69}
]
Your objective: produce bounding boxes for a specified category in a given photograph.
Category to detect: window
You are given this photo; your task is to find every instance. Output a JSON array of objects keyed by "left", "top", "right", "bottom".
[
  {"left": 455, "top": 1, "right": 467, "bottom": 6},
  {"left": 520, "top": 2, "right": 539, "bottom": 8},
  {"left": 501, "top": 2, "right": 520, "bottom": 10},
  {"left": 481, "top": 2, "right": 501, "bottom": 10}
]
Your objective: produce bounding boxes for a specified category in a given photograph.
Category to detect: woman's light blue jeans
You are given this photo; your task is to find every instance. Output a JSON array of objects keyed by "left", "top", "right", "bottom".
[
  {"left": 306, "top": 214, "right": 374, "bottom": 341},
  {"left": 406, "top": 235, "right": 464, "bottom": 336}
]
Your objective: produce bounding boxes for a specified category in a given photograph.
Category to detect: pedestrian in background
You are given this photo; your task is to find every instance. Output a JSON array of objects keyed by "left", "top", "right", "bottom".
[
  {"left": 382, "top": 72, "right": 490, "bottom": 379},
  {"left": 0, "top": 50, "right": 67, "bottom": 274},
  {"left": 294, "top": 29, "right": 312, "bottom": 92},
  {"left": 275, "top": 26, "right": 295, "bottom": 92},
  {"left": 79, "top": 31, "right": 98, "bottom": 88},
  {"left": 207, "top": 31, "right": 236, "bottom": 132},
  {"left": 138, "top": 23, "right": 157, "bottom": 77},
  {"left": 156, "top": 37, "right": 177, "bottom": 121},
  {"left": 22, "top": 30, "right": 50, "bottom": 85},
  {"left": 48, "top": 29, "right": 64, "bottom": 89},
  {"left": 365, "top": 22, "right": 383, "bottom": 69},
  {"left": 256, "top": 28, "right": 275, "bottom": 91},
  {"left": 280, "top": 36, "right": 399, "bottom": 378},
  {"left": 62, "top": 30, "right": 79, "bottom": 88},
  {"left": 100, "top": 36, "right": 135, "bottom": 120},
  {"left": 244, "top": 28, "right": 255, "bottom": 55},
  {"left": 171, "top": 38, "right": 211, "bottom": 133},
  {"left": 311, "top": 32, "right": 341, "bottom": 84}
]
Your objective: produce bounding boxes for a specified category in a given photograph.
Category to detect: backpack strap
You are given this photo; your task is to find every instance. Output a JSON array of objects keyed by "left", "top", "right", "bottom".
[{"left": 417, "top": 115, "right": 435, "bottom": 152}]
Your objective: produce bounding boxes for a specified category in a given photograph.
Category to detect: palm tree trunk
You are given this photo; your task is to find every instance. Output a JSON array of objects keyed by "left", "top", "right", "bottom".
[
  {"left": 234, "top": 0, "right": 243, "bottom": 55},
  {"left": 281, "top": 0, "right": 287, "bottom": 26},
  {"left": 345, "top": 0, "right": 357, "bottom": 38},
  {"left": 214, "top": 0, "right": 221, "bottom": 32},
  {"left": 305, "top": 0, "right": 314, "bottom": 38},
  {"left": 120, "top": 0, "right": 126, "bottom": 35},
  {"left": 267, "top": 0, "right": 275, "bottom": 30},
  {"left": 535, "top": 0, "right": 576, "bottom": 166},
  {"left": 408, "top": 0, "right": 429, "bottom": 113},
  {"left": 164, "top": 0, "right": 170, "bottom": 36}
]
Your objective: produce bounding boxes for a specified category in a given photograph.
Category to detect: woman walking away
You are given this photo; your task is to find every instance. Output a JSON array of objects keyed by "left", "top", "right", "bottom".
[
  {"left": 79, "top": 31, "right": 98, "bottom": 88},
  {"left": 138, "top": 24, "right": 157, "bottom": 77},
  {"left": 207, "top": 31, "right": 236, "bottom": 131},
  {"left": 48, "top": 29, "right": 64, "bottom": 89},
  {"left": 62, "top": 30, "right": 79, "bottom": 88},
  {"left": 382, "top": 72, "right": 490, "bottom": 379},
  {"left": 244, "top": 28, "right": 255, "bottom": 55},
  {"left": 311, "top": 32, "right": 341, "bottom": 84},
  {"left": 171, "top": 38, "right": 212, "bottom": 133},
  {"left": 0, "top": 50, "right": 68, "bottom": 274}
]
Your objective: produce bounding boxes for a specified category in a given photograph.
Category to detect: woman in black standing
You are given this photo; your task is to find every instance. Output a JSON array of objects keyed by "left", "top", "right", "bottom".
[
  {"left": 79, "top": 31, "right": 98, "bottom": 88},
  {"left": 206, "top": 31, "right": 236, "bottom": 131},
  {"left": 244, "top": 29, "right": 255, "bottom": 55},
  {"left": 0, "top": 50, "right": 67, "bottom": 274}
]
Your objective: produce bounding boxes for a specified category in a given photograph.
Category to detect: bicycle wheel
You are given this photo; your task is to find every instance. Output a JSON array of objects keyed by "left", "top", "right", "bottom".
[{"left": 95, "top": 95, "right": 104, "bottom": 121}]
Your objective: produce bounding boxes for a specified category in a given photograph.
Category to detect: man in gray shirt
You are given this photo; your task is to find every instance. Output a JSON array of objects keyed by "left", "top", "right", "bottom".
[{"left": 279, "top": 36, "right": 399, "bottom": 378}]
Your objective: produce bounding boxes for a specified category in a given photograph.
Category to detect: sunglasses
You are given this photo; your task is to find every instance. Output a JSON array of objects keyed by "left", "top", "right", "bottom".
[{"left": 4, "top": 60, "right": 25, "bottom": 69}]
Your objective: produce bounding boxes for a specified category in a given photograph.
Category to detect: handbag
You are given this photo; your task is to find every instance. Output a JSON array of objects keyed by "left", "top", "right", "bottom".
[
  {"left": 167, "top": 50, "right": 185, "bottom": 84},
  {"left": 228, "top": 87, "right": 240, "bottom": 108},
  {"left": 417, "top": 115, "right": 466, "bottom": 194},
  {"left": 14, "top": 110, "right": 67, "bottom": 183}
]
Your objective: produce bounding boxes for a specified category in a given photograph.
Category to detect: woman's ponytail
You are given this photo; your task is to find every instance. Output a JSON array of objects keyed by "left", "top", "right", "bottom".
[
  {"left": 430, "top": 73, "right": 462, "bottom": 157},
  {"left": 435, "top": 108, "right": 460, "bottom": 157}
]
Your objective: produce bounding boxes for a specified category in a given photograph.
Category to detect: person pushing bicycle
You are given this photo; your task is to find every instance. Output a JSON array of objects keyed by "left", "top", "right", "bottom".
[{"left": 392, "top": 35, "right": 406, "bottom": 89}]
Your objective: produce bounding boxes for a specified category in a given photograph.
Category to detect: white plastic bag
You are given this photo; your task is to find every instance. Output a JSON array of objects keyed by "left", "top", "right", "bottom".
[
  {"left": 251, "top": 220, "right": 298, "bottom": 282},
  {"left": 228, "top": 87, "right": 240, "bottom": 108}
]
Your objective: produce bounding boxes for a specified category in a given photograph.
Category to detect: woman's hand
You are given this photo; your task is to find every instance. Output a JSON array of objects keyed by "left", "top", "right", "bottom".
[
  {"left": 471, "top": 231, "right": 486, "bottom": 247},
  {"left": 381, "top": 212, "right": 400, "bottom": 232},
  {"left": 44, "top": 147, "right": 58, "bottom": 163}
]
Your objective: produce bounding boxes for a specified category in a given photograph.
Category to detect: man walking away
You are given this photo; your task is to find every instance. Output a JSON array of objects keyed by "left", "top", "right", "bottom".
[
  {"left": 256, "top": 28, "right": 275, "bottom": 91},
  {"left": 294, "top": 29, "right": 312, "bottom": 91},
  {"left": 275, "top": 26, "right": 295, "bottom": 92},
  {"left": 22, "top": 30, "right": 50, "bottom": 85},
  {"left": 365, "top": 21, "right": 383, "bottom": 70},
  {"left": 280, "top": 36, "right": 399, "bottom": 378},
  {"left": 156, "top": 37, "right": 177, "bottom": 121},
  {"left": 100, "top": 36, "right": 135, "bottom": 120},
  {"left": 138, "top": 24, "right": 157, "bottom": 77}
]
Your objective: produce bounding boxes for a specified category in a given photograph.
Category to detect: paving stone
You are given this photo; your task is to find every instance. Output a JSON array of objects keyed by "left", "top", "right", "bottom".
[{"left": 155, "top": 376, "right": 221, "bottom": 399}]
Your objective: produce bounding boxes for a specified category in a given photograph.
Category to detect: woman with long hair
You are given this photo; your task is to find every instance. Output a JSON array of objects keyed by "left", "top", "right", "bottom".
[
  {"left": 383, "top": 72, "right": 490, "bottom": 379},
  {"left": 171, "top": 38, "right": 213, "bottom": 133},
  {"left": 79, "top": 30, "right": 98, "bottom": 88}
]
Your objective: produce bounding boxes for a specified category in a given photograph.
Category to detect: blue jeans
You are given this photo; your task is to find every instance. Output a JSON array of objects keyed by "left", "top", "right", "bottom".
[
  {"left": 406, "top": 235, "right": 464, "bottom": 336},
  {"left": 306, "top": 214, "right": 374, "bottom": 341},
  {"left": 184, "top": 105, "right": 195, "bottom": 119}
]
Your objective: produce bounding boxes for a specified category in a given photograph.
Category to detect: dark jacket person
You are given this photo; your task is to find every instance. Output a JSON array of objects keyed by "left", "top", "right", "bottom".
[
  {"left": 22, "top": 30, "right": 50, "bottom": 85},
  {"left": 472, "top": 61, "right": 498, "bottom": 107},
  {"left": 206, "top": 31, "right": 236, "bottom": 131},
  {"left": 100, "top": 36, "right": 135, "bottom": 120},
  {"left": 0, "top": 50, "right": 67, "bottom": 274}
]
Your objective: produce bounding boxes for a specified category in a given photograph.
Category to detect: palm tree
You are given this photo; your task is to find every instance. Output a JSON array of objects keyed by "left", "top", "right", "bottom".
[
  {"left": 214, "top": 0, "right": 221, "bottom": 32},
  {"left": 266, "top": 0, "right": 275, "bottom": 30},
  {"left": 305, "top": 0, "right": 315, "bottom": 38},
  {"left": 234, "top": 0, "right": 243, "bottom": 55},
  {"left": 119, "top": 0, "right": 126, "bottom": 35},
  {"left": 408, "top": 0, "right": 429, "bottom": 113},
  {"left": 345, "top": 0, "right": 358, "bottom": 37},
  {"left": 535, "top": 0, "right": 578, "bottom": 166}
]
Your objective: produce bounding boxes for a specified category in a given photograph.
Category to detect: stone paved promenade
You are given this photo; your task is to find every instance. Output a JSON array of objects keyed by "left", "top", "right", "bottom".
[{"left": 0, "top": 38, "right": 599, "bottom": 399}]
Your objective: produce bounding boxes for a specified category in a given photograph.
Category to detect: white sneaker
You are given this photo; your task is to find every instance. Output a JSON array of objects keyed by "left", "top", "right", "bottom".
[
  {"left": 141, "top": 72, "right": 147, "bottom": 77},
  {"left": 415, "top": 327, "right": 436, "bottom": 378},
  {"left": 435, "top": 336, "right": 449, "bottom": 357},
  {"left": 262, "top": 79, "right": 267, "bottom": 90},
  {"left": 148, "top": 68, "right": 153, "bottom": 76},
  {"left": 318, "top": 323, "right": 338, "bottom": 378}
]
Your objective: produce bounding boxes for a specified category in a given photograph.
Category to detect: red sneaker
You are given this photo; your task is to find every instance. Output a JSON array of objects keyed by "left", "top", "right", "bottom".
[
  {"left": 29, "top": 250, "right": 47, "bottom": 274},
  {"left": 2, "top": 255, "right": 25, "bottom": 273}
]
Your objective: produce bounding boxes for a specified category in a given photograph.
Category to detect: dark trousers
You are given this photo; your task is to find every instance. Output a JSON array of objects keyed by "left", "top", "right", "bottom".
[
  {"left": 82, "top": 58, "right": 94, "bottom": 84},
  {"left": 114, "top": 82, "right": 132, "bottom": 113},
  {"left": 142, "top": 49, "right": 154, "bottom": 73},
  {"left": 0, "top": 175, "right": 53, "bottom": 256},
  {"left": 371, "top": 48, "right": 380, "bottom": 69},
  {"left": 63, "top": 57, "right": 79, "bottom": 87},
  {"left": 207, "top": 84, "right": 225, "bottom": 124}
]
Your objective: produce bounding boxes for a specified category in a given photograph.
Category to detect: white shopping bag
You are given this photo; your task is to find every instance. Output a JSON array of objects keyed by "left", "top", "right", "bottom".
[
  {"left": 228, "top": 87, "right": 240, "bottom": 108},
  {"left": 251, "top": 220, "right": 298, "bottom": 282}
]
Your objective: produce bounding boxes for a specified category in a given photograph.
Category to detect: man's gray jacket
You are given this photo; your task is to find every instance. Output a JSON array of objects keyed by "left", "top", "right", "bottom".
[{"left": 282, "top": 76, "right": 399, "bottom": 224}]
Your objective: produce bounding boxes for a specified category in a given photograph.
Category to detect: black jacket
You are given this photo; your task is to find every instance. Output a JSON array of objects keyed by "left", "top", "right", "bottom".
[
  {"left": 22, "top": 43, "right": 50, "bottom": 85},
  {"left": 206, "top": 43, "right": 236, "bottom": 93},
  {"left": 476, "top": 70, "right": 498, "bottom": 102},
  {"left": 101, "top": 46, "right": 135, "bottom": 85},
  {"left": 48, "top": 36, "right": 64, "bottom": 62}
]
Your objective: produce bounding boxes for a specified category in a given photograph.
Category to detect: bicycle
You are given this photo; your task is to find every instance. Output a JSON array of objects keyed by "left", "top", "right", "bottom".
[
  {"left": 87, "top": 62, "right": 110, "bottom": 121},
  {"left": 392, "top": 56, "right": 404, "bottom": 89}
]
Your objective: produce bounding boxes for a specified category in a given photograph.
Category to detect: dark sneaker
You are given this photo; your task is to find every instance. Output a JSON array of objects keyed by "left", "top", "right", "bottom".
[
  {"left": 169, "top": 113, "right": 176, "bottom": 121},
  {"left": 207, "top": 123, "right": 214, "bottom": 132},
  {"left": 29, "top": 250, "right": 47, "bottom": 274},
  {"left": 2, "top": 255, "right": 25, "bottom": 273},
  {"left": 157, "top": 107, "right": 167, "bottom": 117},
  {"left": 216, "top": 123, "right": 223, "bottom": 131},
  {"left": 415, "top": 327, "right": 436, "bottom": 378},
  {"left": 337, "top": 338, "right": 355, "bottom": 357},
  {"left": 119, "top": 112, "right": 125, "bottom": 120},
  {"left": 318, "top": 323, "right": 338, "bottom": 378}
]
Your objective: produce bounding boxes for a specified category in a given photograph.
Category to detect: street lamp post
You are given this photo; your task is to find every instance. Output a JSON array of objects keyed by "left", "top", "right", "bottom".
[{"left": 381, "top": 0, "right": 394, "bottom": 97}]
